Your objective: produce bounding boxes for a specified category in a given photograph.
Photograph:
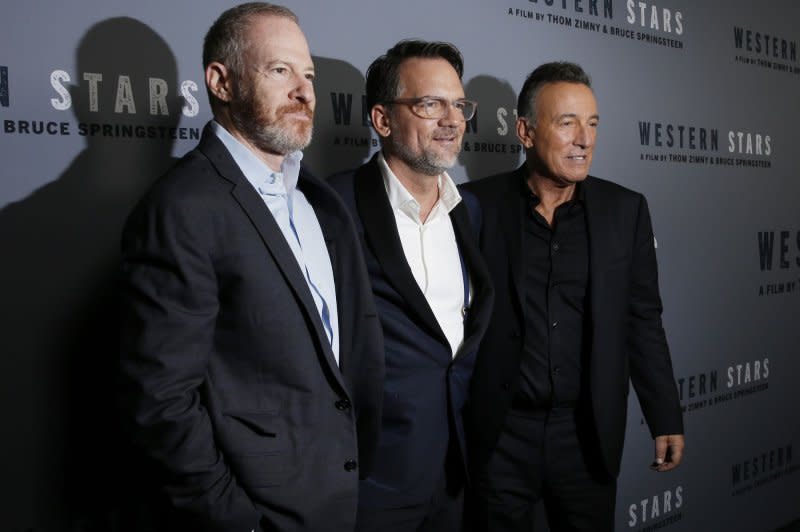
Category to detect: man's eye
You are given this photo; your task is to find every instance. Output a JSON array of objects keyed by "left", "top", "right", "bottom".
[{"left": 423, "top": 99, "right": 443, "bottom": 111}]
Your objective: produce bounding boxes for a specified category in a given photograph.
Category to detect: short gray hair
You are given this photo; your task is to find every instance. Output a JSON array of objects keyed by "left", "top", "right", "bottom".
[{"left": 202, "top": 3, "right": 298, "bottom": 109}]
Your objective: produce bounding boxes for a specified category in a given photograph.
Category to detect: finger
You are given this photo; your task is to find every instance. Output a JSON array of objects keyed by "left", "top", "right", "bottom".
[
  {"left": 656, "top": 437, "right": 684, "bottom": 472},
  {"left": 666, "top": 439, "right": 684, "bottom": 467},
  {"left": 657, "top": 460, "right": 678, "bottom": 472},
  {"left": 653, "top": 436, "right": 668, "bottom": 466}
]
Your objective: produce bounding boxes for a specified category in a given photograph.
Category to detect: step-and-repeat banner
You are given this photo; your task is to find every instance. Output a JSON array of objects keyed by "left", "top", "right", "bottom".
[{"left": 1, "top": 1, "right": 798, "bottom": 530}]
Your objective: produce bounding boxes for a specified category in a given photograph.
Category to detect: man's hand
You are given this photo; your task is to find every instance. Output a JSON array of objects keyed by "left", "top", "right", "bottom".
[{"left": 651, "top": 434, "right": 685, "bottom": 472}]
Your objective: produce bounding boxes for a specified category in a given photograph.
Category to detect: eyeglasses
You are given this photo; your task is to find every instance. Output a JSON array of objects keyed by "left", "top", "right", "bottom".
[{"left": 384, "top": 96, "right": 477, "bottom": 121}]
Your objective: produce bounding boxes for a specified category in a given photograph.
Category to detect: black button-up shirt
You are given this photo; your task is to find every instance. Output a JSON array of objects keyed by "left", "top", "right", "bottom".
[{"left": 516, "top": 180, "right": 589, "bottom": 408}]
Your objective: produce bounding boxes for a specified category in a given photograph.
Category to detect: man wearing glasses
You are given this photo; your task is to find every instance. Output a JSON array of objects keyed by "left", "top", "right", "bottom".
[{"left": 329, "top": 40, "right": 494, "bottom": 531}]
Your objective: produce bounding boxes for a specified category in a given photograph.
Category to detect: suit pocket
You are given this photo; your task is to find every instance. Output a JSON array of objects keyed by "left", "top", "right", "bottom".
[
  {"left": 223, "top": 410, "right": 291, "bottom": 488},
  {"left": 226, "top": 411, "right": 280, "bottom": 439},
  {"left": 221, "top": 410, "right": 288, "bottom": 454}
]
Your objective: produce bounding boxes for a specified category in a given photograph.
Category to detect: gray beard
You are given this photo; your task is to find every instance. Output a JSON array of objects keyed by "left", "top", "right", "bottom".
[
  {"left": 230, "top": 78, "right": 313, "bottom": 156},
  {"left": 231, "top": 112, "right": 313, "bottom": 156},
  {"left": 391, "top": 139, "right": 457, "bottom": 176}
]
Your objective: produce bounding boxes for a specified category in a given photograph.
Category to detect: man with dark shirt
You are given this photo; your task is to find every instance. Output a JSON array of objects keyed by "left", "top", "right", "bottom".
[{"left": 463, "top": 61, "right": 685, "bottom": 531}]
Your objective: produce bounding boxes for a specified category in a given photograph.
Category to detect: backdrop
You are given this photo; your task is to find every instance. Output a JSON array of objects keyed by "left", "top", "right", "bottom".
[{"left": 1, "top": 1, "right": 798, "bottom": 530}]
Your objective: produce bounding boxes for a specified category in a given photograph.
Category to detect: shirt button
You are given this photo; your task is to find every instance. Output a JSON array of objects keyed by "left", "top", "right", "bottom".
[
  {"left": 344, "top": 460, "right": 358, "bottom": 472},
  {"left": 552, "top": 366, "right": 561, "bottom": 375},
  {"left": 552, "top": 321, "right": 558, "bottom": 329},
  {"left": 335, "top": 399, "right": 351, "bottom": 411},
  {"left": 552, "top": 242, "right": 560, "bottom": 251}
]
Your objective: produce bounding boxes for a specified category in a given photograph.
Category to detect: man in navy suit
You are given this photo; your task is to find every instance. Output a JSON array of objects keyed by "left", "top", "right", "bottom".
[
  {"left": 329, "top": 40, "right": 493, "bottom": 531},
  {"left": 463, "top": 61, "right": 685, "bottom": 531},
  {"left": 118, "top": 4, "right": 383, "bottom": 531}
]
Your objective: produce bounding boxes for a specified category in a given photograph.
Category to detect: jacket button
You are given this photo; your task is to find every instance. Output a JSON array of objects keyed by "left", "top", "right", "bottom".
[
  {"left": 502, "top": 382, "right": 511, "bottom": 391},
  {"left": 335, "top": 398, "right": 351, "bottom": 411},
  {"left": 344, "top": 460, "right": 358, "bottom": 472}
]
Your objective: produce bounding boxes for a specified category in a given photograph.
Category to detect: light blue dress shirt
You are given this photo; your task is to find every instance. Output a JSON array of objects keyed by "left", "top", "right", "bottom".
[{"left": 211, "top": 121, "right": 340, "bottom": 364}]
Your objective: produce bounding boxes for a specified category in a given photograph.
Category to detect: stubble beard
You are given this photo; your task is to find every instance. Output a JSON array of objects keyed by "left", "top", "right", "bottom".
[{"left": 391, "top": 128, "right": 461, "bottom": 176}]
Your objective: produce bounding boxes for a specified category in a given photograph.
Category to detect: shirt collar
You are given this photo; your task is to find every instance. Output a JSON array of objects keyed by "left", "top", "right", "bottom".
[
  {"left": 211, "top": 120, "right": 303, "bottom": 196},
  {"left": 377, "top": 151, "right": 462, "bottom": 222}
]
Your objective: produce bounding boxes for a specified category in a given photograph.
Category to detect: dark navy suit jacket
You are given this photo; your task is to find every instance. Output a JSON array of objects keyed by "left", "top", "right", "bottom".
[
  {"left": 119, "top": 125, "right": 384, "bottom": 532},
  {"left": 329, "top": 154, "right": 493, "bottom": 509}
]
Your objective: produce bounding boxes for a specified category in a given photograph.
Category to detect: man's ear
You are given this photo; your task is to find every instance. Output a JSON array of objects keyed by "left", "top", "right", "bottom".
[
  {"left": 206, "top": 61, "right": 233, "bottom": 103},
  {"left": 516, "top": 117, "right": 535, "bottom": 149},
  {"left": 371, "top": 105, "right": 392, "bottom": 139}
]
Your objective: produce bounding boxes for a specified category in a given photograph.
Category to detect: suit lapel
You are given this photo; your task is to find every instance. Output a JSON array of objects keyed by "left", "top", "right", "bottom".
[
  {"left": 353, "top": 157, "right": 449, "bottom": 345},
  {"left": 300, "top": 172, "right": 356, "bottom": 382},
  {"left": 500, "top": 165, "right": 528, "bottom": 324},
  {"left": 450, "top": 203, "right": 493, "bottom": 361},
  {"left": 579, "top": 177, "right": 618, "bottom": 390},
  {"left": 581, "top": 176, "right": 604, "bottom": 343},
  {"left": 198, "top": 126, "right": 343, "bottom": 382}
]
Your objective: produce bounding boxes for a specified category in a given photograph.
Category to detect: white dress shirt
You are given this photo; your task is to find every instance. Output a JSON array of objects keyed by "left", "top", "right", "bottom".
[{"left": 377, "top": 152, "right": 468, "bottom": 356}]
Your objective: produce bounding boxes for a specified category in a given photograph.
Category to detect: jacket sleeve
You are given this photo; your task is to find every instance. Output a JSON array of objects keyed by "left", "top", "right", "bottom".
[
  {"left": 118, "top": 191, "right": 262, "bottom": 532},
  {"left": 459, "top": 188, "right": 484, "bottom": 241},
  {"left": 627, "top": 194, "right": 685, "bottom": 438}
]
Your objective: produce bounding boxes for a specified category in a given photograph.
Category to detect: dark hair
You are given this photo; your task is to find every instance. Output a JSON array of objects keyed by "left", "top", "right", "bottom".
[
  {"left": 517, "top": 61, "right": 591, "bottom": 124},
  {"left": 365, "top": 39, "right": 464, "bottom": 111}
]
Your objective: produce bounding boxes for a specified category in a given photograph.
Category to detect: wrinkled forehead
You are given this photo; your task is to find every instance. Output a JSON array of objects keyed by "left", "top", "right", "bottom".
[{"left": 536, "top": 82, "right": 597, "bottom": 116}]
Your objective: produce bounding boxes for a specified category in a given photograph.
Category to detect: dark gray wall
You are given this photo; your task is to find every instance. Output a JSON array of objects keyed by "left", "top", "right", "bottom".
[{"left": 1, "top": 1, "right": 798, "bottom": 530}]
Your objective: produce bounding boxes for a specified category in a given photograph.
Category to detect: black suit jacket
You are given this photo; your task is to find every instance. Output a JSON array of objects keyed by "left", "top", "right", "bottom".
[
  {"left": 463, "top": 166, "right": 683, "bottom": 477},
  {"left": 329, "top": 154, "right": 493, "bottom": 509},
  {"left": 118, "top": 124, "right": 384, "bottom": 532}
]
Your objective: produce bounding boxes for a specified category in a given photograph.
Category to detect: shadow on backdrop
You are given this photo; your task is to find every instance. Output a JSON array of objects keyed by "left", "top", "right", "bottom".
[
  {"left": 0, "top": 17, "right": 181, "bottom": 532},
  {"left": 304, "top": 56, "right": 374, "bottom": 178},
  {"left": 460, "top": 74, "right": 521, "bottom": 182}
]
